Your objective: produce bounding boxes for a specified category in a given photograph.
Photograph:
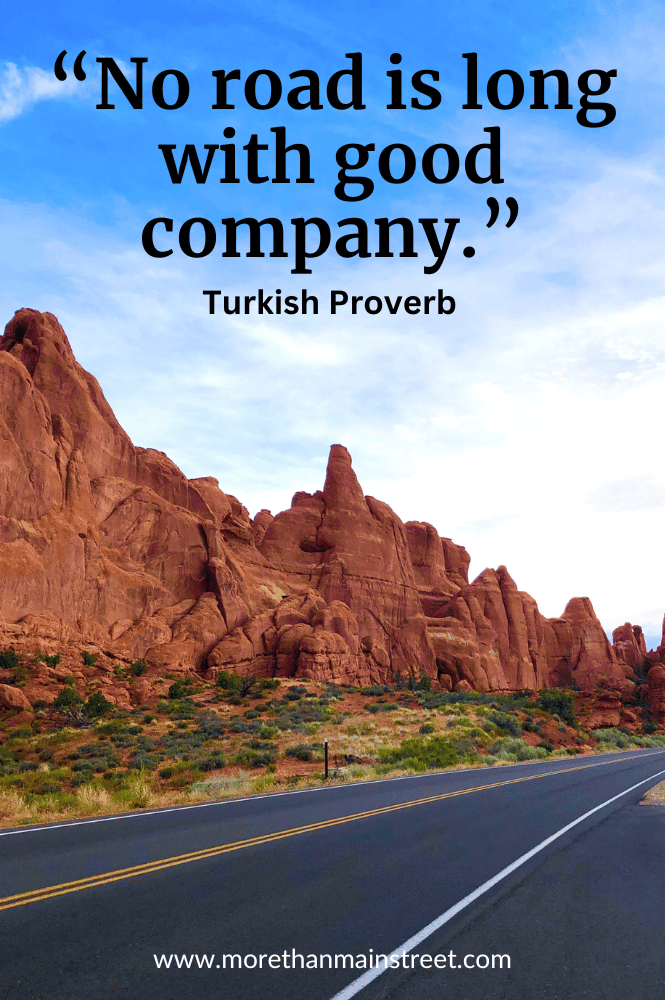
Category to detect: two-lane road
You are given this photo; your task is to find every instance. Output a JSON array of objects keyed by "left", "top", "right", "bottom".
[{"left": 1, "top": 749, "right": 664, "bottom": 999}]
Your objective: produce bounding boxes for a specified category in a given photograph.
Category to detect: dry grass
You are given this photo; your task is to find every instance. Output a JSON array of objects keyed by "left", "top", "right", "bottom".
[{"left": 641, "top": 780, "right": 665, "bottom": 805}]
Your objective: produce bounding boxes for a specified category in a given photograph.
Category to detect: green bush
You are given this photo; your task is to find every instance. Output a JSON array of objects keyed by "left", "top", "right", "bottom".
[
  {"left": 487, "top": 710, "right": 522, "bottom": 736},
  {"left": 130, "top": 752, "right": 159, "bottom": 770},
  {"left": 536, "top": 690, "right": 577, "bottom": 727},
  {"left": 379, "top": 736, "right": 460, "bottom": 771},
  {"left": 53, "top": 687, "right": 83, "bottom": 709},
  {"left": 258, "top": 725, "right": 278, "bottom": 739},
  {"left": 419, "top": 723, "right": 435, "bottom": 734},
  {"left": 0, "top": 649, "right": 20, "bottom": 671},
  {"left": 234, "top": 748, "right": 277, "bottom": 768},
  {"left": 83, "top": 692, "right": 113, "bottom": 718},
  {"left": 196, "top": 753, "right": 226, "bottom": 772},
  {"left": 216, "top": 670, "right": 241, "bottom": 690},
  {"left": 39, "top": 653, "right": 60, "bottom": 667},
  {"left": 360, "top": 685, "right": 389, "bottom": 696},
  {"left": 489, "top": 737, "right": 548, "bottom": 761},
  {"left": 10, "top": 663, "right": 30, "bottom": 685},
  {"left": 96, "top": 720, "right": 126, "bottom": 736},
  {"left": 131, "top": 660, "right": 148, "bottom": 676},
  {"left": 168, "top": 681, "right": 186, "bottom": 700},
  {"left": 81, "top": 651, "right": 98, "bottom": 667},
  {"left": 285, "top": 742, "right": 323, "bottom": 762}
]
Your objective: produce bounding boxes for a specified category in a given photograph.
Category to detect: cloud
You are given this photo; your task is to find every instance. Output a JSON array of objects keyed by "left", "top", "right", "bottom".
[
  {"left": 588, "top": 476, "right": 665, "bottom": 513},
  {"left": 0, "top": 62, "right": 82, "bottom": 124}
]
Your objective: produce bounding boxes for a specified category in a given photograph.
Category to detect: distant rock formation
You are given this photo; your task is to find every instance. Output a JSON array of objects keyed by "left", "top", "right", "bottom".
[{"left": 0, "top": 307, "right": 647, "bottom": 703}]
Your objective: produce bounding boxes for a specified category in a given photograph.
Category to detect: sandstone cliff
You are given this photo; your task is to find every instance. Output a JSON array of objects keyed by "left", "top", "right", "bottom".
[{"left": 0, "top": 308, "right": 641, "bottom": 701}]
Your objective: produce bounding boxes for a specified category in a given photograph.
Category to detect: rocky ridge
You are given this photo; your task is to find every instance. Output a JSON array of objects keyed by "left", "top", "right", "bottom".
[{"left": 1, "top": 308, "right": 663, "bottom": 723}]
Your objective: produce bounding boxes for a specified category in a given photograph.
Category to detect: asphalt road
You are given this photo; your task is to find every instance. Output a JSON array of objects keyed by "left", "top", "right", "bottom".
[{"left": 1, "top": 749, "right": 664, "bottom": 999}]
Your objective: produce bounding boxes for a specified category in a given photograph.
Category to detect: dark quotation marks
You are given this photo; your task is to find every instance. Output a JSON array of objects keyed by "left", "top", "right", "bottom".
[
  {"left": 486, "top": 196, "right": 519, "bottom": 228},
  {"left": 463, "top": 197, "right": 519, "bottom": 258},
  {"left": 54, "top": 50, "right": 87, "bottom": 82}
]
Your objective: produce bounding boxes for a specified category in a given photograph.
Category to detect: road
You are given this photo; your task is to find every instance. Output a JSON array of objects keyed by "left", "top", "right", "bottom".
[{"left": 1, "top": 749, "right": 664, "bottom": 999}]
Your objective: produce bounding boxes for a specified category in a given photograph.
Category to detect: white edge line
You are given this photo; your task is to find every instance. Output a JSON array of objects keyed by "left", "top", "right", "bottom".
[
  {"left": 0, "top": 748, "right": 661, "bottom": 838},
  {"left": 327, "top": 763, "right": 665, "bottom": 1000}
]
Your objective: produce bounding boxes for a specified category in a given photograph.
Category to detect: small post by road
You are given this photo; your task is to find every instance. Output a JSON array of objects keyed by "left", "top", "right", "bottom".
[{"left": 324, "top": 738, "right": 329, "bottom": 779}]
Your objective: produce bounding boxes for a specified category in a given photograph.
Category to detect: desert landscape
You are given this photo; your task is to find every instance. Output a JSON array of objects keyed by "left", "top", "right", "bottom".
[{"left": 1, "top": 307, "right": 664, "bottom": 825}]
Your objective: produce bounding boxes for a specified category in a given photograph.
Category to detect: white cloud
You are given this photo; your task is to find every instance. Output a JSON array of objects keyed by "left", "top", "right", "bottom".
[{"left": 0, "top": 62, "right": 84, "bottom": 123}]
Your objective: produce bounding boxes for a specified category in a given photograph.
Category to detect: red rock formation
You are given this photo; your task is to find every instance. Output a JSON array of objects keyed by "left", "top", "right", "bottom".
[
  {"left": 648, "top": 665, "right": 665, "bottom": 725},
  {"left": 612, "top": 623, "right": 647, "bottom": 671},
  {"left": 0, "top": 308, "right": 645, "bottom": 701}
]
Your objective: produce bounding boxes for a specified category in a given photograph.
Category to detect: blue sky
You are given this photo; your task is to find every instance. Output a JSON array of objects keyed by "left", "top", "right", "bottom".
[{"left": 2, "top": 0, "right": 665, "bottom": 646}]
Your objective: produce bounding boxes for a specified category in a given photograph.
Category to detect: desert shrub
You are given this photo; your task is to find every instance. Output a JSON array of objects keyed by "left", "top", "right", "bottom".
[
  {"left": 489, "top": 737, "right": 548, "bottom": 761},
  {"left": 243, "top": 709, "right": 261, "bottom": 719},
  {"left": 194, "top": 711, "right": 226, "bottom": 738},
  {"left": 71, "top": 771, "right": 95, "bottom": 786},
  {"left": 130, "top": 751, "right": 159, "bottom": 770},
  {"left": 360, "top": 685, "right": 389, "bottom": 696},
  {"left": 272, "top": 700, "right": 332, "bottom": 731},
  {"left": 449, "top": 736, "right": 476, "bottom": 757},
  {"left": 159, "top": 766, "right": 174, "bottom": 779},
  {"left": 536, "top": 690, "right": 577, "bottom": 727},
  {"left": 131, "top": 660, "right": 148, "bottom": 676},
  {"left": 72, "top": 758, "right": 109, "bottom": 773},
  {"left": 643, "top": 717, "right": 658, "bottom": 735},
  {"left": 196, "top": 753, "right": 226, "bottom": 772},
  {"left": 215, "top": 670, "right": 257, "bottom": 696},
  {"left": 158, "top": 699, "right": 197, "bottom": 720},
  {"left": 366, "top": 702, "right": 398, "bottom": 714},
  {"left": 258, "top": 725, "right": 278, "bottom": 739},
  {"left": 83, "top": 692, "right": 113, "bottom": 718},
  {"left": 81, "top": 652, "right": 98, "bottom": 667},
  {"left": 487, "top": 711, "right": 522, "bottom": 736},
  {"left": 234, "top": 748, "right": 277, "bottom": 768},
  {"left": 53, "top": 687, "right": 83, "bottom": 709},
  {"left": 259, "top": 678, "right": 280, "bottom": 691},
  {"left": 0, "top": 649, "right": 20, "bottom": 671},
  {"left": 419, "top": 723, "right": 435, "bottom": 734},
  {"left": 168, "top": 681, "right": 187, "bottom": 700},
  {"left": 96, "top": 721, "right": 126, "bottom": 736},
  {"left": 594, "top": 728, "right": 629, "bottom": 747},
  {"left": 32, "top": 781, "right": 62, "bottom": 795},
  {"left": 10, "top": 663, "right": 30, "bottom": 685},
  {"left": 285, "top": 742, "right": 323, "bottom": 762},
  {"left": 379, "top": 736, "right": 460, "bottom": 771},
  {"left": 227, "top": 719, "right": 262, "bottom": 734},
  {"left": 39, "top": 653, "right": 61, "bottom": 667}
]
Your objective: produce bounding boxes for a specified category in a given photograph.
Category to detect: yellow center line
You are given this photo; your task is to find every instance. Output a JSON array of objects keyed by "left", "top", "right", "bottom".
[{"left": 1, "top": 752, "right": 661, "bottom": 913}]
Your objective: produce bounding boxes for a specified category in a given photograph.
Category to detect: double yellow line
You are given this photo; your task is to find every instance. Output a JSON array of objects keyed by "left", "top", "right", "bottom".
[{"left": 1, "top": 753, "right": 660, "bottom": 913}]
